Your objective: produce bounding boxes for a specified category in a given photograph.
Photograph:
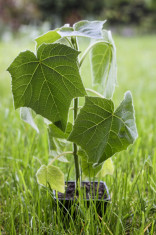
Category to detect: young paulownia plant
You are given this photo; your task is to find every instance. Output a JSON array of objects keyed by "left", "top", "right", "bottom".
[{"left": 7, "top": 20, "right": 138, "bottom": 194}]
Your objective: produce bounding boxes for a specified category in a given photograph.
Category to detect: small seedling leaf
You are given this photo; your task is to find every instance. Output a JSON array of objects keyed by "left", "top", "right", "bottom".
[
  {"left": 36, "top": 164, "right": 65, "bottom": 193},
  {"left": 7, "top": 43, "right": 86, "bottom": 131},
  {"left": 69, "top": 91, "right": 138, "bottom": 165}
]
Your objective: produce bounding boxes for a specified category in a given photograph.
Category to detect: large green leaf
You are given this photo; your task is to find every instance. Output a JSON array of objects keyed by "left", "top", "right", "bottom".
[
  {"left": 36, "top": 164, "right": 65, "bottom": 193},
  {"left": 7, "top": 43, "right": 86, "bottom": 131},
  {"left": 68, "top": 91, "right": 138, "bottom": 165},
  {"left": 91, "top": 30, "right": 117, "bottom": 98},
  {"left": 35, "top": 29, "right": 61, "bottom": 48},
  {"left": 58, "top": 20, "right": 106, "bottom": 39}
]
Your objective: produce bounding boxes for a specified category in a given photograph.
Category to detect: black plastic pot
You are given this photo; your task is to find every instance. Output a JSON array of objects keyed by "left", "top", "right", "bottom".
[{"left": 54, "top": 181, "right": 110, "bottom": 217}]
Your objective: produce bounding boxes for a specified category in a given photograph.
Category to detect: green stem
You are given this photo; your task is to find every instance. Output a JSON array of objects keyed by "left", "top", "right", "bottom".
[
  {"left": 69, "top": 106, "right": 82, "bottom": 111},
  {"left": 49, "top": 151, "right": 73, "bottom": 165},
  {"left": 73, "top": 98, "right": 80, "bottom": 186},
  {"left": 86, "top": 88, "right": 104, "bottom": 98},
  {"left": 71, "top": 36, "right": 78, "bottom": 50},
  {"left": 79, "top": 40, "right": 110, "bottom": 67},
  {"left": 64, "top": 37, "right": 73, "bottom": 47},
  {"left": 71, "top": 37, "right": 80, "bottom": 188}
]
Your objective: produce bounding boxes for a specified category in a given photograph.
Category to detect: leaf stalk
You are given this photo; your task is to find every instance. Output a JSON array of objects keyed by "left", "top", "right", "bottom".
[
  {"left": 49, "top": 151, "right": 73, "bottom": 165},
  {"left": 79, "top": 40, "right": 110, "bottom": 67},
  {"left": 86, "top": 88, "right": 104, "bottom": 98}
]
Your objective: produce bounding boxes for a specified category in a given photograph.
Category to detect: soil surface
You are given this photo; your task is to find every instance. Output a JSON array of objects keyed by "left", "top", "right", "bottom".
[{"left": 57, "top": 181, "right": 108, "bottom": 200}]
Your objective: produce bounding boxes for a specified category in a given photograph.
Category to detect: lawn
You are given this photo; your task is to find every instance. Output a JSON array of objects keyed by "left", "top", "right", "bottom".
[{"left": 0, "top": 34, "right": 156, "bottom": 234}]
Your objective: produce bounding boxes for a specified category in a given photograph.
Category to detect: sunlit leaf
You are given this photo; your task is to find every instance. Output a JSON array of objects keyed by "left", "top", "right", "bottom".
[{"left": 36, "top": 164, "right": 65, "bottom": 193}]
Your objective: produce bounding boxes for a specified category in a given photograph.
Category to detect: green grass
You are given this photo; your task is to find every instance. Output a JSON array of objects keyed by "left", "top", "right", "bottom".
[{"left": 0, "top": 35, "right": 156, "bottom": 234}]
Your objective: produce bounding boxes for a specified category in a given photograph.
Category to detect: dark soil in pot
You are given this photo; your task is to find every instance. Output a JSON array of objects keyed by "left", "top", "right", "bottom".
[{"left": 54, "top": 181, "right": 110, "bottom": 217}]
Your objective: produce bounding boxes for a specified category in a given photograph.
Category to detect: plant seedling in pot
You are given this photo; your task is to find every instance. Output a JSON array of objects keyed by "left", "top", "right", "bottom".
[{"left": 7, "top": 20, "right": 138, "bottom": 213}]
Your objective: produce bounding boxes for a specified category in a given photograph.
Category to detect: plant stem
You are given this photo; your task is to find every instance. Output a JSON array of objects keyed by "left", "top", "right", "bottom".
[
  {"left": 71, "top": 36, "right": 80, "bottom": 188},
  {"left": 69, "top": 106, "right": 82, "bottom": 111},
  {"left": 64, "top": 37, "right": 73, "bottom": 47},
  {"left": 86, "top": 88, "right": 104, "bottom": 98},
  {"left": 79, "top": 40, "right": 110, "bottom": 67},
  {"left": 49, "top": 151, "right": 73, "bottom": 165},
  {"left": 73, "top": 98, "right": 80, "bottom": 186}
]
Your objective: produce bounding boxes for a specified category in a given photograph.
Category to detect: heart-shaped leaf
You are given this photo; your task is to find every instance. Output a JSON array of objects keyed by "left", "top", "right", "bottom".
[
  {"left": 7, "top": 43, "right": 86, "bottom": 131},
  {"left": 68, "top": 91, "right": 138, "bottom": 165},
  {"left": 36, "top": 164, "right": 65, "bottom": 193}
]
